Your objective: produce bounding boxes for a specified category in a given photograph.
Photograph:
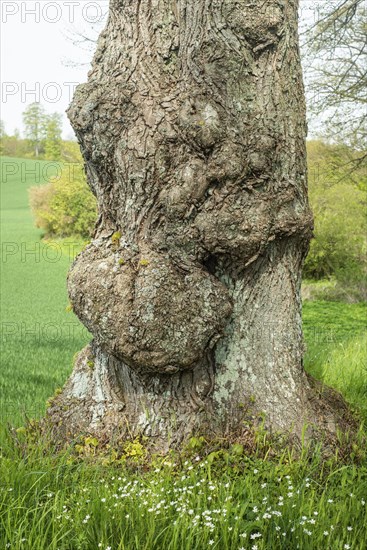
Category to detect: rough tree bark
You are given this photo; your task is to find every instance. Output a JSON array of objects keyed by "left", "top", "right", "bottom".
[{"left": 49, "top": 0, "right": 351, "bottom": 450}]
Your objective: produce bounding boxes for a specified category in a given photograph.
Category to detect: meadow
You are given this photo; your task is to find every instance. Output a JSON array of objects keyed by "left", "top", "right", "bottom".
[
  {"left": 0, "top": 157, "right": 89, "bottom": 425},
  {"left": 0, "top": 157, "right": 366, "bottom": 549}
]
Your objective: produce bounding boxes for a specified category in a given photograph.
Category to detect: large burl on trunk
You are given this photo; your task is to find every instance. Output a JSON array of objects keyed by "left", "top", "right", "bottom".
[{"left": 49, "top": 0, "right": 352, "bottom": 449}]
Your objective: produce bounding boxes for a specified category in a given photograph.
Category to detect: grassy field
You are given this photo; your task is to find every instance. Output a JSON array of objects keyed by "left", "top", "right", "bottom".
[
  {"left": 0, "top": 157, "right": 366, "bottom": 549},
  {"left": 303, "top": 301, "right": 367, "bottom": 419},
  {"left": 0, "top": 157, "right": 89, "bottom": 424},
  {"left": 1, "top": 432, "right": 366, "bottom": 550}
]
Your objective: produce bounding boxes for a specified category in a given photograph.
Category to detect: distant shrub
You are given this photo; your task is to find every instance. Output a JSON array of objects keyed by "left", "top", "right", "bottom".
[
  {"left": 1, "top": 136, "right": 30, "bottom": 158},
  {"left": 29, "top": 183, "right": 56, "bottom": 231},
  {"left": 29, "top": 153, "right": 97, "bottom": 239},
  {"left": 304, "top": 141, "right": 367, "bottom": 292},
  {"left": 304, "top": 181, "right": 366, "bottom": 278},
  {"left": 302, "top": 278, "right": 367, "bottom": 303}
]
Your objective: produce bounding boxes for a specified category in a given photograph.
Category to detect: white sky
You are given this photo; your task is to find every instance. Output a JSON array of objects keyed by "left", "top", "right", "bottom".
[
  {"left": 0, "top": 1, "right": 108, "bottom": 138},
  {"left": 0, "top": 1, "right": 322, "bottom": 139}
]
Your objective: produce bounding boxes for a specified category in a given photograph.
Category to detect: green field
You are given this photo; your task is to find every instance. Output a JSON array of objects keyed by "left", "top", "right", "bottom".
[
  {"left": 0, "top": 157, "right": 366, "bottom": 549},
  {"left": 0, "top": 157, "right": 89, "bottom": 423}
]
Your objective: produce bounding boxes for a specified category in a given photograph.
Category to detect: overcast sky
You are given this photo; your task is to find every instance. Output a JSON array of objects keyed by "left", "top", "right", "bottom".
[{"left": 0, "top": 1, "right": 321, "bottom": 139}]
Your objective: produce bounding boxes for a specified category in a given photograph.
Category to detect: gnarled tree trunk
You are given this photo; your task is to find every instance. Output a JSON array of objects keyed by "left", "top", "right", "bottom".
[{"left": 48, "top": 0, "right": 351, "bottom": 450}]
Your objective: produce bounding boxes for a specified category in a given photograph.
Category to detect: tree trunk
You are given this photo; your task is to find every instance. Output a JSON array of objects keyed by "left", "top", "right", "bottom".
[{"left": 48, "top": 0, "right": 352, "bottom": 449}]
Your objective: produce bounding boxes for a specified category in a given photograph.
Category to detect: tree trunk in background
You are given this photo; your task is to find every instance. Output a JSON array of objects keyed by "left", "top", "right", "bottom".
[{"left": 48, "top": 0, "right": 351, "bottom": 450}]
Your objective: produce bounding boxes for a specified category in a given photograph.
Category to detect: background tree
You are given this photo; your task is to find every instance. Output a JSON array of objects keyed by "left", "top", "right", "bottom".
[
  {"left": 48, "top": 0, "right": 351, "bottom": 449},
  {"left": 0, "top": 120, "right": 5, "bottom": 139},
  {"left": 22, "top": 102, "right": 46, "bottom": 157},
  {"left": 0, "top": 120, "right": 5, "bottom": 155},
  {"left": 44, "top": 113, "right": 63, "bottom": 160},
  {"left": 302, "top": 0, "right": 366, "bottom": 156},
  {"left": 1, "top": 126, "right": 29, "bottom": 158}
]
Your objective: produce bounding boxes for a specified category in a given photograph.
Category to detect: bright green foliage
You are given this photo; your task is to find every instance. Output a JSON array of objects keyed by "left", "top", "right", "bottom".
[
  {"left": 305, "top": 141, "right": 367, "bottom": 291},
  {"left": 29, "top": 149, "right": 97, "bottom": 239},
  {"left": 306, "top": 182, "right": 366, "bottom": 278}
]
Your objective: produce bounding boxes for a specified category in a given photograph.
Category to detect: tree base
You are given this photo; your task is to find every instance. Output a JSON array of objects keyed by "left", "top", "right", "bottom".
[
  {"left": 47, "top": 341, "right": 355, "bottom": 454},
  {"left": 48, "top": 244, "right": 356, "bottom": 452}
]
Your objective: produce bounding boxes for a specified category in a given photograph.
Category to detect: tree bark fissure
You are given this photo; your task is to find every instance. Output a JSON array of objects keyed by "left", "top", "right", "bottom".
[{"left": 48, "top": 0, "right": 352, "bottom": 448}]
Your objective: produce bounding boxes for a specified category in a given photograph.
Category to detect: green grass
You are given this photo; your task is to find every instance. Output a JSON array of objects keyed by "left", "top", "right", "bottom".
[
  {"left": 0, "top": 157, "right": 366, "bottom": 549},
  {"left": 303, "top": 300, "right": 367, "bottom": 341},
  {"left": 303, "top": 301, "right": 367, "bottom": 419},
  {"left": 0, "top": 426, "right": 366, "bottom": 550}
]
